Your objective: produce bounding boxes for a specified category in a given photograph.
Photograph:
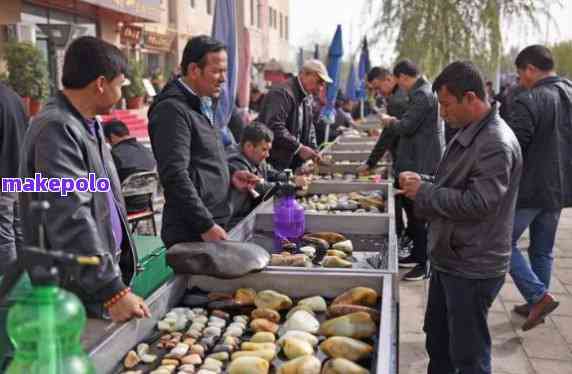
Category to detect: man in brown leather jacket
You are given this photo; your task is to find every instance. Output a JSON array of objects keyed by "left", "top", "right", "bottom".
[{"left": 399, "top": 61, "right": 522, "bottom": 374}]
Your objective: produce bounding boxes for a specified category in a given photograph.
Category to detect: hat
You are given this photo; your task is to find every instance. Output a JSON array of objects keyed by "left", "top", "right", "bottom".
[{"left": 302, "top": 59, "right": 333, "bottom": 84}]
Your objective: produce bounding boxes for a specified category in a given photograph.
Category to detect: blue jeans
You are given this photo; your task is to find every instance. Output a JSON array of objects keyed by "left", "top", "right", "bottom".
[
  {"left": 425, "top": 270, "right": 505, "bottom": 374},
  {"left": 509, "top": 208, "right": 561, "bottom": 305}
]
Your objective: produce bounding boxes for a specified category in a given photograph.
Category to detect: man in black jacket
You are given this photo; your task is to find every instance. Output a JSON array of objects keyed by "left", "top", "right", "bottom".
[
  {"left": 227, "top": 123, "right": 309, "bottom": 225},
  {"left": 507, "top": 45, "right": 572, "bottom": 331},
  {"left": 19, "top": 36, "right": 149, "bottom": 322},
  {"left": 258, "top": 59, "right": 331, "bottom": 170},
  {"left": 148, "top": 36, "right": 259, "bottom": 246},
  {"left": 399, "top": 61, "right": 522, "bottom": 374},
  {"left": 0, "top": 82, "right": 28, "bottom": 276},
  {"left": 357, "top": 67, "right": 411, "bottom": 246},
  {"left": 380, "top": 60, "right": 445, "bottom": 281}
]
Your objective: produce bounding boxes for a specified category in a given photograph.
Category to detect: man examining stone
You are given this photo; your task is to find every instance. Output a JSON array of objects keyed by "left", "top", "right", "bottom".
[{"left": 399, "top": 61, "right": 522, "bottom": 374}]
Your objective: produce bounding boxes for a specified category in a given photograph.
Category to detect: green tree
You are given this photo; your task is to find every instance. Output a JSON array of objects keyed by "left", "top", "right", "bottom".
[
  {"left": 551, "top": 40, "right": 572, "bottom": 79},
  {"left": 366, "top": 0, "right": 557, "bottom": 78}
]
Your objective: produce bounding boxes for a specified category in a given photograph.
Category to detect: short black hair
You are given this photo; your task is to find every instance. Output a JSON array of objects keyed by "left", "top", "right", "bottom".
[
  {"left": 367, "top": 67, "right": 392, "bottom": 83},
  {"left": 432, "top": 61, "right": 486, "bottom": 102},
  {"left": 393, "top": 59, "right": 419, "bottom": 78},
  {"left": 181, "top": 35, "right": 227, "bottom": 75},
  {"left": 103, "top": 120, "right": 130, "bottom": 139},
  {"left": 241, "top": 122, "right": 274, "bottom": 147},
  {"left": 62, "top": 36, "right": 127, "bottom": 89},
  {"left": 515, "top": 45, "right": 555, "bottom": 72}
]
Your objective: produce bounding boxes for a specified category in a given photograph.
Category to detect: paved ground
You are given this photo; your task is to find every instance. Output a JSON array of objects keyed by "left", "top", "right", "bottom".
[{"left": 399, "top": 208, "right": 572, "bottom": 374}]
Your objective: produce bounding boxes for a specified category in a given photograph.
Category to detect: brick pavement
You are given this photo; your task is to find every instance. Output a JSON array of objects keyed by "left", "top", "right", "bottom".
[{"left": 399, "top": 208, "right": 572, "bottom": 374}]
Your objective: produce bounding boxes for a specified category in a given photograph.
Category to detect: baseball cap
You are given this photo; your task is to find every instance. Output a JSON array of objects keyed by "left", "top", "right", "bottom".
[{"left": 302, "top": 59, "right": 333, "bottom": 84}]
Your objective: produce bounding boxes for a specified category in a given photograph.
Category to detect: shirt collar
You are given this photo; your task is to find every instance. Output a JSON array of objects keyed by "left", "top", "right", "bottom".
[
  {"left": 455, "top": 104, "right": 498, "bottom": 148},
  {"left": 178, "top": 78, "right": 213, "bottom": 107}
]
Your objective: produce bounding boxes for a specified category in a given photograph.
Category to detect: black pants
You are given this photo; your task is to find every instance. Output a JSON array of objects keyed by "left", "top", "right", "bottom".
[
  {"left": 0, "top": 194, "right": 22, "bottom": 276},
  {"left": 401, "top": 197, "right": 427, "bottom": 264},
  {"left": 425, "top": 270, "right": 505, "bottom": 374}
]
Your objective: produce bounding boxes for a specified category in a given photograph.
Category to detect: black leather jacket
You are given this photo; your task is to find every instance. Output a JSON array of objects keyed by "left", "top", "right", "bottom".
[
  {"left": 415, "top": 107, "right": 523, "bottom": 279},
  {"left": 386, "top": 77, "right": 445, "bottom": 175},
  {"left": 509, "top": 76, "right": 572, "bottom": 209},
  {"left": 258, "top": 77, "right": 317, "bottom": 170},
  {"left": 19, "top": 93, "right": 137, "bottom": 317}
]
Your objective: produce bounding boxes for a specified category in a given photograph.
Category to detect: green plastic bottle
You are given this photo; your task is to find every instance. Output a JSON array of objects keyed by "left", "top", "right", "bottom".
[{"left": 6, "top": 285, "right": 95, "bottom": 374}]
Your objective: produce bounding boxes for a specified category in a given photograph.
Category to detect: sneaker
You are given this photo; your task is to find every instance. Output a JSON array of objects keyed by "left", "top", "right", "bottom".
[
  {"left": 399, "top": 255, "right": 418, "bottom": 268},
  {"left": 403, "top": 264, "right": 427, "bottom": 281},
  {"left": 522, "top": 293, "right": 559, "bottom": 331}
]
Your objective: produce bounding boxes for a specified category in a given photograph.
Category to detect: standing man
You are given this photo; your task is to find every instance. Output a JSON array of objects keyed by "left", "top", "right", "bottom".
[
  {"left": 380, "top": 60, "right": 445, "bottom": 281},
  {"left": 508, "top": 45, "right": 572, "bottom": 330},
  {"left": 148, "top": 35, "right": 258, "bottom": 247},
  {"left": 0, "top": 82, "right": 28, "bottom": 276},
  {"left": 400, "top": 61, "right": 522, "bottom": 374},
  {"left": 19, "top": 36, "right": 150, "bottom": 322},
  {"left": 258, "top": 59, "right": 331, "bottom": 171}
]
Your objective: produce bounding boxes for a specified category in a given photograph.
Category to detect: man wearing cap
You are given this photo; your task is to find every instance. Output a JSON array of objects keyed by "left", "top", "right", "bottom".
[{"left": 258, "top": 59, "right": 332, "bottom": 170}]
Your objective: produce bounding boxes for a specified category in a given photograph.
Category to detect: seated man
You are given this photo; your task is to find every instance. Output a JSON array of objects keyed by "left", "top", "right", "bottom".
[
  {"left": 227, "top": 122, "right": 308, "bottom": 225},
  {"left": 103, "top": 120, "right": 157, "bottom": 212}
]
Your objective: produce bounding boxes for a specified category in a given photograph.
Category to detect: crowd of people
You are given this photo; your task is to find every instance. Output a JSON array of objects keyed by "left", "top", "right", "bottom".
[{"left": 1, "top": 33, "right": 572, "bottom": 374}]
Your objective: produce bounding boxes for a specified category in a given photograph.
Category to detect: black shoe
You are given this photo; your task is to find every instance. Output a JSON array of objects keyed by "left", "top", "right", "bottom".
[
  {"left": 399, "top": 255, "right": 418, "bottom": 268},
  {"left": 513, "top": 303, "right": 530, "bottom": 318},
  {"left": 403, "top": 264, "right": 427, "bottom": 281}
]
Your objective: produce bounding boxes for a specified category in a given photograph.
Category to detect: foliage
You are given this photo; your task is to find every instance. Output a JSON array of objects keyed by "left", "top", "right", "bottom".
[
  {"left": 551, "top": 40, "right": 572, "bottom": 79},
  {"left": 366, "top": 0, "right": 557, "bottom": 78},
  {"left": 122, "top": 58, "right": 147, "bottom": 99},
  {"left": 4, "top": 41, "right": 50, "bottom": 100}
]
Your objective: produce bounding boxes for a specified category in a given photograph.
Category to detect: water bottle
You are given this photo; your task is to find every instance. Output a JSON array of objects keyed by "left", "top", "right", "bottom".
[
  {"left": 273, "top": 169, "right": 305, "bottom": 251},
  {"left": 6, "top": 285, "right": 95, "bottom": 374}
]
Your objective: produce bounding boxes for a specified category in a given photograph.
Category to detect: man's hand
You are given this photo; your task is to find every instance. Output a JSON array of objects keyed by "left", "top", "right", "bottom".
[
  {"left": 232, "top": 170, "right": 261, "bottom": 192},
  {"left": 380, "top": 113, "right": 397, "bottom": 128},
  {"left": 294, "top": 175, "right": 310, "bottom": 188},
  {"left": 397, "top": 171, "right": 422, "bottom": 200},
  {"left": 108, "top": 291, "right": 151, "bottom": 322},
  {"left": 356, "top": 164, "right": 371, "bottom": 175},
  {"left": 201, "top": 224, "right": 229, "bottom": 241},
  {"left": 298, "top": 145, "right": 320, "bottom": 161}
]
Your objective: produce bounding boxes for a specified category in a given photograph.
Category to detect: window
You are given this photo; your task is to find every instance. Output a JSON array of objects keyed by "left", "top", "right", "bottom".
[
  {"left": 285, "top": 15, "right": 289, "bottom": 40},
  {"left": 206, "top": 0, "right": 212, "bottom": 15},
  {"left": 257, "top": 0, "right": 262, "bottom": 28},
  {"left": 279, "top": 12, "right": 283, "bottom": 38},
  {"left": 169, "top": 0, "right": 177, "bottom": 23},
  {"left": 268, "top": 7, "right": 273, "bottom": 27},
  {"left": 190, "top": 0, "right": 195, "bottom": 8},
  {"left": 250, "top": 0, "right": 255, "bottom": 26}
]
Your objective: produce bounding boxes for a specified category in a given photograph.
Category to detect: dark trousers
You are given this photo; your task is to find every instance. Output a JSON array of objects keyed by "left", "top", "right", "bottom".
[
  {"left": 425, "top": 270, "right": 505, "bottom": 374},
  {"left": 401, "top": 197, "right": 427, "bottom": 264}
]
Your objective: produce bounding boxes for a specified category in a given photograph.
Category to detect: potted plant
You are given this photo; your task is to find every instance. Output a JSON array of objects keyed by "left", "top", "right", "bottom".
[
  {"left": 4, "top": 41, "right": 50, "bottom": 115},
  {"left": 123, "top": 58, "right": 146, "bottom": 109}
]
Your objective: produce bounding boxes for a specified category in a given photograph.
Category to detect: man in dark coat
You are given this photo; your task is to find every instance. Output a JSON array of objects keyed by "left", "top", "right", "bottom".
[
  {"left": 19, "top": 36, "right": 149, "bottom": 322},
  {"left": 257, "top": 59, "right": 332, "bottom": 170},
  {"left": 0, "top": 82, "right": 28, "bottom": 276},
  {"left": 507, "top": 45, "right": 572, "bottom": 330},
  {"left": 148, "top": 35, "right": 258, "bottom": 247},
  {"left": 399, "top": 60, "right": 522, "bottom": 374},
  {"left": 380, "top": 60, "right": 445, "bottom": 281}
]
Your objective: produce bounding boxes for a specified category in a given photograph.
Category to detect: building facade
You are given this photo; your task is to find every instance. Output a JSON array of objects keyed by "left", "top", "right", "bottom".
[{"left": 1, "top": 0, "right": 292, "bottom": 92}]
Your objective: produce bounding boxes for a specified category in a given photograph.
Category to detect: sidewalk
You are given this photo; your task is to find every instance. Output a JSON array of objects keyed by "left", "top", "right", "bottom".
[{"left": 399, "top": 208, "right": 572, "bottom": 374}]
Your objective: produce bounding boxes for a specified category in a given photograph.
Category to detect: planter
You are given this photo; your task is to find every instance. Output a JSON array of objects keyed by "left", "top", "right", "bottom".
[
  {"left": 29, "top": 99, "right": 42, "bottom": 116},
  {"left": 126, "top": 96, "right": 144, "bottom": 109},
  {"left": 20, "top": 96, "right": 30, "bottom": 115}
]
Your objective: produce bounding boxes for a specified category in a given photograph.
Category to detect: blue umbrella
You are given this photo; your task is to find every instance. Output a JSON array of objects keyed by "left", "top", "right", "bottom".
[
  {"left": 212, "top": 0, "right": 238, "bottom": 147},
  {"left": 322, "top": 25, "right": 344, "bottom": 143},
  {"left": 345, "top": 58, "right": 358, "bottom": 102},
  {"left": 357, "top": 37, "right": 370, "bottom": 100}
]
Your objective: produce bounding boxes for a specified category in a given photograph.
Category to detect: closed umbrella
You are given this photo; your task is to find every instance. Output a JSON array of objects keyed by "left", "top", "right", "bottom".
[
  {"left": 322, "top": 25, "right": 344, "bottom": 144},
  {"left": 345, "top": 58, "right": 358, "bottom": 102},
  {"left": 212, "top": 0, "right": 238, "bottom": 146}
]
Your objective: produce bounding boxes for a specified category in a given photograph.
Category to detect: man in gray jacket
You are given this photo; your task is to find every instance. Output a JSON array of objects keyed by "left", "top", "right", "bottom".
[
  {"left": 399, "top": 61, "right": 522, "bottom": 374},
  {"left": 380, "top": 60, "right": 445, "bottom": 281}
]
